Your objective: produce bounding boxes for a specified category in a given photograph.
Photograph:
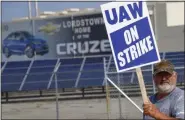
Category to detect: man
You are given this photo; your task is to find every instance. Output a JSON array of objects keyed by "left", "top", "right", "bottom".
[{"left": 143, "top": 59, "right": 184, "bottom": 119}]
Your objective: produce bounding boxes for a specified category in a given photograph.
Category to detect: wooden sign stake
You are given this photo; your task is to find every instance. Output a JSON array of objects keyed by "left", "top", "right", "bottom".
[{"left": 136, "top": 67, "right": 149, "bottom": 103}]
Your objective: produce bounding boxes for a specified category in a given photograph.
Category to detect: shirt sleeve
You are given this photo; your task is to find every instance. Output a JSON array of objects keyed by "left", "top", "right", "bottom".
[{"left": 172, "top": 94, "right": 184, "bottom": 119}]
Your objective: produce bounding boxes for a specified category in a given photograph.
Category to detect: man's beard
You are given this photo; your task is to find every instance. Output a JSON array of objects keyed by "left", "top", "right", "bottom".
[{"left": 156, "top": 83, "right": 175, "bottom": 93}]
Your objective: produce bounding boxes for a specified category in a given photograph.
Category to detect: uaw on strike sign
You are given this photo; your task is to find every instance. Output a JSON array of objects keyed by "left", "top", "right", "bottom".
[{"left": 101, "top": 1, "right": 161, "bottom": 73}]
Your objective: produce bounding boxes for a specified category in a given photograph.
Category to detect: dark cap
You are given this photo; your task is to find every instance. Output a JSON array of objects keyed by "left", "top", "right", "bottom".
[{"left": 153, "top": 59, "right": 174, "bottom": 76}]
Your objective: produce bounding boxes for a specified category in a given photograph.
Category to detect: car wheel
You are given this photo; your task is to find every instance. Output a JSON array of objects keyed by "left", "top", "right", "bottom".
[
  {"left": 25, "top": 46, "right": 34, "bottom": 58},
  {"left": 4, "top": 47, "right": 11, "bottom": 58}
]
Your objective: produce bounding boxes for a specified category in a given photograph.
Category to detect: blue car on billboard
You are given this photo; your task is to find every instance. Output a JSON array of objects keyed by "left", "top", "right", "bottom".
[{"left": 3, "top": 31, "right": 49, "bottom": 58}]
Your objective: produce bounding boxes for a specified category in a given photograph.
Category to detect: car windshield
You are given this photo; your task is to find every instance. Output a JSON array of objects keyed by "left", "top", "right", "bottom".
[{"left": 23, "top": 32, "right": 34, "bottom": 39}]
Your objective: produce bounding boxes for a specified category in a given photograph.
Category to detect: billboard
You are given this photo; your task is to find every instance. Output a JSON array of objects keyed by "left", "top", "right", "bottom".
[
  {"left": 1, "top": 12, "right": 111, "bottom": 62},
  {"left": 56, "top": 13, "right": 111, "bottom": 57}
]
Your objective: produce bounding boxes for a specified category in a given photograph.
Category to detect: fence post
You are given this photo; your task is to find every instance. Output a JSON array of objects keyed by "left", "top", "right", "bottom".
[
  {"left": 104, "top": 57, "right": 110, "bottom": 119},
  {"left": 54, "top": 62, "right": 61, "bottom": 120},
  {"left": 117, "top": 73, "right": 123, "bottom": 119},
  {"left": 151, "top": 64, "right": 156, "bottom": 94},
  {"left": 105, "top": 77, "right": 111, "bottom": 119}
]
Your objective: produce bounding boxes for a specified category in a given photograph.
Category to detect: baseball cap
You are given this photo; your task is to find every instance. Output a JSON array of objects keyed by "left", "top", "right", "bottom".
[{"left": 153, "top": 59, "right": 174, "bottom": 76}]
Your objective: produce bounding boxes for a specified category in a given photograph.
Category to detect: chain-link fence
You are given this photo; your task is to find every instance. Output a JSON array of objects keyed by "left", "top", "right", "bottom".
[{"left": 105, "top": 71, "right": 144, "bottom": 119}]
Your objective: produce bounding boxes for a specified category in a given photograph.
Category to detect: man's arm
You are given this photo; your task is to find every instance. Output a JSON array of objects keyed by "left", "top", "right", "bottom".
[
  {"left": 143, "top": 102, "right": 178, "bottom": 120},
  {"left": 171, "top": 95, "right": 184, "bottom": 119}
]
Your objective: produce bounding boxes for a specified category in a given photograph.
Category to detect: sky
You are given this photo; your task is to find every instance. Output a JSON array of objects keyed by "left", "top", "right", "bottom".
[{"left": 2, "top": 1, "right": 108, "bottom": 22}]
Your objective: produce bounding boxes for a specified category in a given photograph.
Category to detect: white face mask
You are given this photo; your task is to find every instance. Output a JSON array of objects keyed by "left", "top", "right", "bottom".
[{"left": 157, "top": 83, "right": 175, "bottom": 93}]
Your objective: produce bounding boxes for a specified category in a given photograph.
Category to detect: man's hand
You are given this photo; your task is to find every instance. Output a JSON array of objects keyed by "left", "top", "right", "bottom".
[
  {"left": 143, "top": 99, "right": 179, "bottom": 120},
  {"left": 143, "top": 101, "right": 160, "bottom": 118}
]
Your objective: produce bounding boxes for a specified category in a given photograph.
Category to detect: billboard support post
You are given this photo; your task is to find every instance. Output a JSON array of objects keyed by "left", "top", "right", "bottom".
[
  {"left": 35, "top": 0, "right": 39, "bottom": 17},
  {"left": 28, "top": 1, "right": 31, "bottom": 19}
]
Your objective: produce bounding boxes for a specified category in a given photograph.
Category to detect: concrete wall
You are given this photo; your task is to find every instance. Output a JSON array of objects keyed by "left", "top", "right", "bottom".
[{"left": 155, "top": 2, "right": 184, "bottom": 52}]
